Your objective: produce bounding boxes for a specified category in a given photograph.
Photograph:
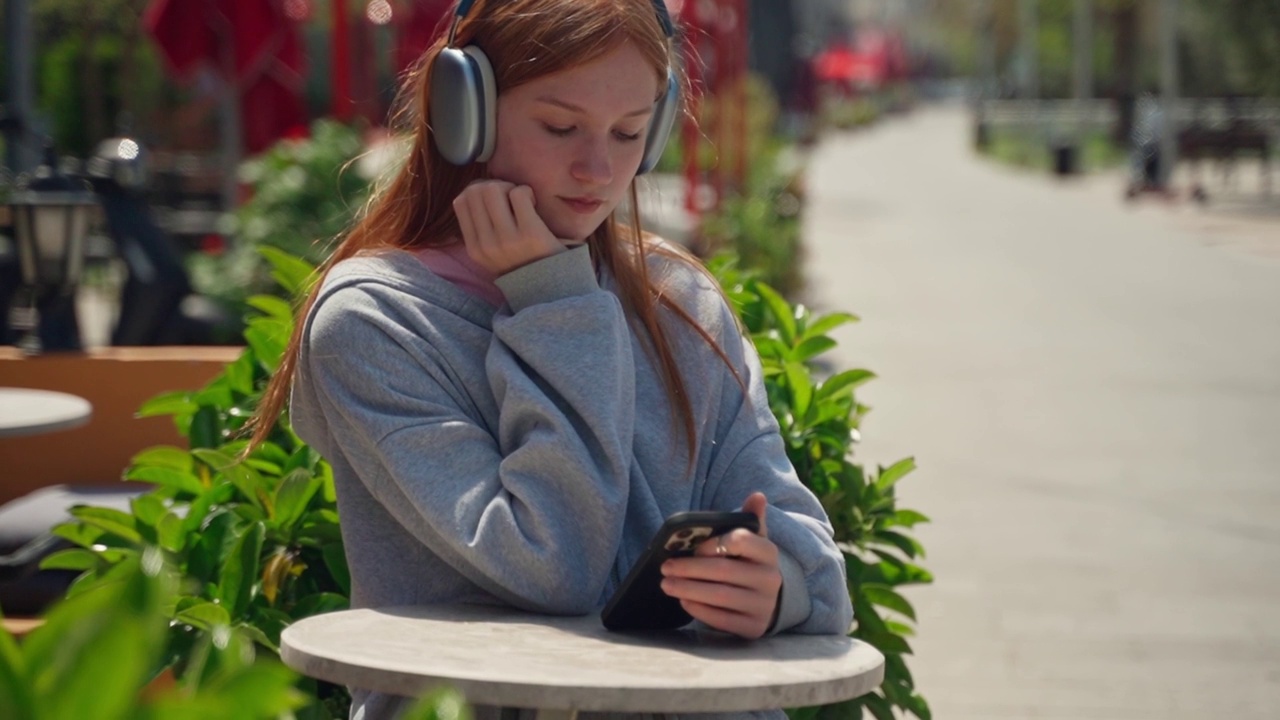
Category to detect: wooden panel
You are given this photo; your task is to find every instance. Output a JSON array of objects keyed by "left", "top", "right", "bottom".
[{"left": 0, "top": 347, "right": 241, "bottom": 505}]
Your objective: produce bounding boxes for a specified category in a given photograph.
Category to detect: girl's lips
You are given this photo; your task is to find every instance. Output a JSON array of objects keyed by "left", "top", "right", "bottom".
[{"left": 560, "top": 196, "right": 604, "bottom": 214}]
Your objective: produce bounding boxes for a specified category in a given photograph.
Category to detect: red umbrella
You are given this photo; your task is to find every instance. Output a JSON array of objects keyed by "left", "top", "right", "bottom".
[
  {"left": 393, "top": 0, "right": 453, "bottom": 77},
  {"left": 143, "top": 0, "right": 308, "bottom": 154}
]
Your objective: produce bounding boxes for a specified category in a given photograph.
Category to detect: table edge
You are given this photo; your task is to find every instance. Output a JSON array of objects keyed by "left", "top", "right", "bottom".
[
  {"left": 0, "top": 388, "right": 92, "bottom": 438},
  {"left": 281, "top": 621, "right": 886, "bottom": 713}
]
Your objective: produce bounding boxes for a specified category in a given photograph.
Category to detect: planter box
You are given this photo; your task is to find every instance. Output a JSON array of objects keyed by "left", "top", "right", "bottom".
[{"left": 0, "top": 346, "right": 241, "bottom": 505}]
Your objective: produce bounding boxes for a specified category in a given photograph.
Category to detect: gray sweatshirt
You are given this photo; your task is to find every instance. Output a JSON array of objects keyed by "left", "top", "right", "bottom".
[{"left": 290, "top": 244, "right": 854, "bottom": 720}]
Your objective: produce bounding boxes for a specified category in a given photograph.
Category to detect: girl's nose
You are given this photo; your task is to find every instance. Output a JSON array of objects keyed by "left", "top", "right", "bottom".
[{"left": 570, "top": 136, "right": 613, "bottom": 185}]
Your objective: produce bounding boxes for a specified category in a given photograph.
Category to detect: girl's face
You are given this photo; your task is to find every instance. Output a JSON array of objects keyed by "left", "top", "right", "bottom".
[{"left": 486, "top": 41, "right": 661, "bottom": 242}]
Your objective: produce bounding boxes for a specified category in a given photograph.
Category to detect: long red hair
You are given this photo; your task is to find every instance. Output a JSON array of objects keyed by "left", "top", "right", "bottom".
[{"left": 248, "top": 0, "right": 738, "bottom": 459}]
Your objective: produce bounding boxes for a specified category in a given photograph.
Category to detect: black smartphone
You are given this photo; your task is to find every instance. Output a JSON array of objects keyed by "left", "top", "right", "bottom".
[{"left": 601, "top": 510, "right": 760, "bottom": 632}]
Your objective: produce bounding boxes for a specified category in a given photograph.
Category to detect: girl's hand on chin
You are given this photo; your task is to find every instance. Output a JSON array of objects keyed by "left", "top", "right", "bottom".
[{"left": 454, "top": 181, "right": 569, "bottom": 276}]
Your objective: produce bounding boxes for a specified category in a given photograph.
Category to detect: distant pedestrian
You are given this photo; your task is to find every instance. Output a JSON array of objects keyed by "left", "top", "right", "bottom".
[{"left": 1128, "top": 91, "right": 1167, "bottom": 196}]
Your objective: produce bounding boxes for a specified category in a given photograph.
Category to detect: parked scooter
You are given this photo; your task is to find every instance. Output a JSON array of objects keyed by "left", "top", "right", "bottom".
[{"left": 0, "top": 137, "right": 233, "bottom": 348}]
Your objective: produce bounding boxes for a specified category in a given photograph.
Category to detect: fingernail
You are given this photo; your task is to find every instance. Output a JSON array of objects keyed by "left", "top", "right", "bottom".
[{"left": 660, "top": 562, "right": 671, "bottom": 575}]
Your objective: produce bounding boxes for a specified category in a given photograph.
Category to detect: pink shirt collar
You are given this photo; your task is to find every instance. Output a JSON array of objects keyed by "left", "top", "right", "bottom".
[{"left": 412, "top": 243, "right": 505, "bottom": 308}]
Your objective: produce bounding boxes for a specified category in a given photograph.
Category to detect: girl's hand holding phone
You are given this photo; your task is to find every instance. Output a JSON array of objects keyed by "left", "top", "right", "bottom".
[
  {"left": 659, "top": 492, "right": 783, "bottom": 640},
  {"left": 453, "top": 181, "right": 568, "bottom": 276}
]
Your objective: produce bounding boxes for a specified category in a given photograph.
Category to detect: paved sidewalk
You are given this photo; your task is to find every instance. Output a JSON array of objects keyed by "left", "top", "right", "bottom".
[{"left": 801, "top": 104, "right": 1280, "bottom": 719}]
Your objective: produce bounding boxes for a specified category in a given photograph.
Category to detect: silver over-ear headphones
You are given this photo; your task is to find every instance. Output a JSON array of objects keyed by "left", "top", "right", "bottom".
[{"left": 429, "top": 0, "right": 679, "bottom": 174}]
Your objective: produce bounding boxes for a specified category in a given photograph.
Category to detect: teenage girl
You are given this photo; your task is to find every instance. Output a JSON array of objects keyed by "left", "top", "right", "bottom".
[{"left": 250, "top": 2, "right": 853, "bottom": 718}]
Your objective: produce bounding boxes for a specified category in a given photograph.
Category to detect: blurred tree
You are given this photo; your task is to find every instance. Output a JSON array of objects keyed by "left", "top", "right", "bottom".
[
  {"left": 955, "top": 0, "right": 1274, "bottom": 137},
  {"left": 1192, "top": 0, "right": 1280, "bottom": 97},
  {"left": 31, "top": 0, "right": 168, "bottom": 154}
]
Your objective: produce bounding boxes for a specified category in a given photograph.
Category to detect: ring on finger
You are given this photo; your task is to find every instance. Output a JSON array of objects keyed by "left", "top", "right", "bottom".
[{"left": 715, "top": 535, "right": 730, "bottom": 557}]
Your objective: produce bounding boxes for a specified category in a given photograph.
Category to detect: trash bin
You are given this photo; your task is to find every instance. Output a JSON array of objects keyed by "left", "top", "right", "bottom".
[
  {"left": 974, "top": 119, "right": 991, "bottom": 150},
  {"left": 1052, "top": 143, "right": 1079, "bottom": 176}
]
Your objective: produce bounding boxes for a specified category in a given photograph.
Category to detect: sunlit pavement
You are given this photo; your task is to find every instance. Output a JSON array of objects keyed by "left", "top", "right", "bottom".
[{"left": 803, "top": 103, "right": 1280, "bottom": 719}]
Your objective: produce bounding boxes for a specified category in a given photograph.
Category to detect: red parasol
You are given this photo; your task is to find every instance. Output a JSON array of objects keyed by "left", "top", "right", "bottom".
[
  {"left": 143, "top": 0, "right": 308, "bottom": 154},
  {"left": 393, "top": 0, "right": 453, "bottom": 77}
]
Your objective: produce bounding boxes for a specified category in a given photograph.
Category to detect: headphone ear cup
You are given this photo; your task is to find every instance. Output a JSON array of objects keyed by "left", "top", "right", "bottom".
[
  {"left": 638, "top": 71, "right": 679, "bottom": 175},
  {"left": 429, "top": 45, "right": 498, "bottom": 165},
  {"left": 465, "top": 46, "right": 498, "bottom": 163}
]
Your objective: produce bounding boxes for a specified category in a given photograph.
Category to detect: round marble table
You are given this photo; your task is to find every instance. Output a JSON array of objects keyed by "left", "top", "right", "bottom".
[
  {"left": 281, "top": 604, "right": 885, "bottom": 720},
  {"left": 0, "top": 387, "right": 92, "bottom": 438}
]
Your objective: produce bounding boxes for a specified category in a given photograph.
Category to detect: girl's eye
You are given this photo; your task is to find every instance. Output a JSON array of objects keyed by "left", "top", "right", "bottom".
[
  {"left": 615, "top": 130, "right": 643, "bottom": 143},
  {"left": 544, "top": 124, "right": 574, "bottom": 137}
]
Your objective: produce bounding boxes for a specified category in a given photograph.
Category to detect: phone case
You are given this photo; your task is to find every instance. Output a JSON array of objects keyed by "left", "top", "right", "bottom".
[{"left": 601, "top": 511, "right": 760, "bottom": 632}]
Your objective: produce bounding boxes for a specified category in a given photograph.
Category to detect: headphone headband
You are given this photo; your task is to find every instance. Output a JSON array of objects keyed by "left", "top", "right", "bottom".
[{"left": 449, "top": 0, "right": 675, "bottom": 45}]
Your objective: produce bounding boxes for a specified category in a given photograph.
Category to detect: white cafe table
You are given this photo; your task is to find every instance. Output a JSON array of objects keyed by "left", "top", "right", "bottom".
[
  {"left": 281, "top": 604, "right": 885, "bottom": 720},
  {"left": 0, "top": 387, "right": 93, "bottom": 438}
]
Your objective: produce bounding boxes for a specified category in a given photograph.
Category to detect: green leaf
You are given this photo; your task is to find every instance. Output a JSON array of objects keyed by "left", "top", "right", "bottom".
[
  {"left": 866, "top": 630, "right": 912, "bottom": 655},
  {"left": 399, "top": 687, "right": 473, "bottom": 720},
  {"left": 322, "top": 543, "right": 352, "bottom": 597},
  {"left": 804, "top": 311, "right": 860, "bottom": 339},
  {"left": 157, "top": 512, "right": 186, "bottom": 553},
  {"left": 175, "top": 601, "right": 232, "bottom": 631},
  {"left": 181, "top": 481, "right": 235, "bottom": 539},
  {"left": 136, "top": 391, "right": 196, "bottom": 418},
  {"left": 247, "top": 294, "right": 295, "bottom": 323},
  {"left": 784, "top": 706, "right": 820, "bottom": 720},
  {"left": 884, "top": 653, "right": 914, "bottom": 687},
  {"left": 752, "top": 334, "right": 790, "bottom": 362},
  {"left": 753, "top": 282, "right": 797, "bottom": 345},
  {"left": 273, "top": 469, "right": 320, "bottom": 529},
  {"left": 318, "top": 461, "right": 336, "bottom": 503},
  {"left": 861, "top": 584, "right": 918, "bottom": 621},
  {"left": 252, "top": 441, "right": 291, "bottom": 468},
  {"left": 875, "top": 457, "right": 917, "bottom": 493},
  {"left": 69, "top": 506, "right": 143, "bottom": 544},
  {"left": 130, "top": 493, "right": 167, "bottom": 529},
  {"left": 784, "top": 361, "right": 813, "bottom": 420},
  {"left": 124, "top": 466, "right": 205, "bottom": 496},
  {"left": 816, "top": 369, "right": 876, "bottom": 401},
  {"left": 235, "top": 622, "right": 278, "bottom": 653},
  {"left": 259, "top": 242, "right": 317, "bottom": 298},
  {"left": 189, "top": 406, "right": 222, "bottom": 450},
  {"left": 292, "top": 592, "right": 350, "bottom": 618},
  {"left": 38, "top": 548, "right": 100, "bottom": 572},
  {"left": 22, "top": 554, "right": 169, "bottom": 720},
  {"left": 906, "top": 692, "right": 932, "bottom": 720},
  {"left": 792, "top": 336, "right": 837, "bottom": 363},
  {"left": 222, "top": 463, "right": 269, "bottom": 513},
  {"left": 887, "top": 509, "right": 931, "bottom": 528},
  {"left": 0, "top": 615, "right": 32, "bottom": 720},
  {"left": 224, "top": 351, "right": 257, "bottom": 396},
  {"left": 194, "top": 382, "right": 235, "bottom": 412},
  {"left": 869, "top": 550, "right": 934, "bottom": 585},
  {"left": 200, "top": 661, "right": 304, "bottom": 717},
  {"left": 218, "top": 522, "right": 264, "bottom": 618},
  {"left": 192, "top": 448, "right": 239, "bottom": 472},
  {"left": 51, "top": 521, "right": 103, "bottom": 548},
  {"left": 885, "top": 620, "right": 916, "bottom": 637},
  {"left": 875, "top": 529, "right": 925, "bottom": 560},
  {"left": 188, "top": 510, "right": 239, "bottom": 583},
  {"left": 244, "top": 320, "right": 290, "bottom": 374},
  {"left": 130, "top": 445, "right": 194, "bottom": 472},
  {"left": 242, "top": 458, "right": 283, "bottom": 476},
  {"left": 863, "top": 693, "right": 895, "bottom": 720}
]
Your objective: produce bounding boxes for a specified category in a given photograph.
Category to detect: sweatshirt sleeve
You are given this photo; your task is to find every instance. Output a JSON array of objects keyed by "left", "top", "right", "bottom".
[
  {"left": 698, "top": 294, "right": 854, "bottom": 637},
  {"left": 302, "top": 246, "right": 634, "bottom": 615}
]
